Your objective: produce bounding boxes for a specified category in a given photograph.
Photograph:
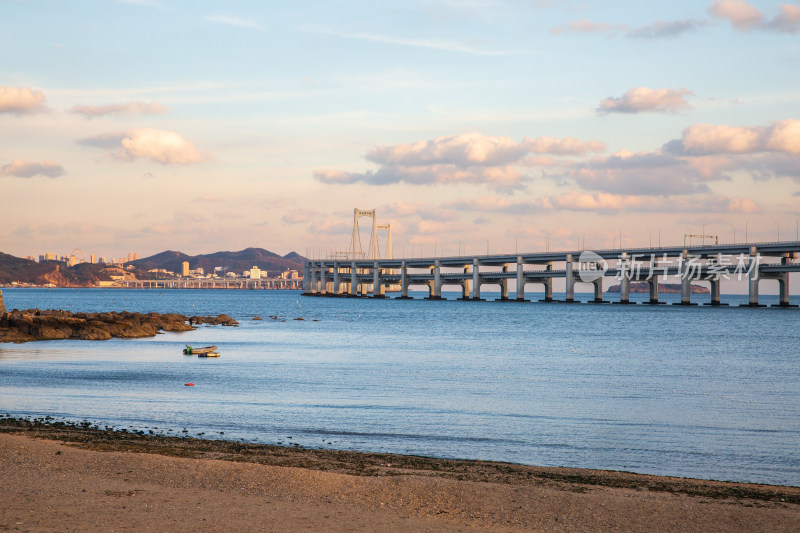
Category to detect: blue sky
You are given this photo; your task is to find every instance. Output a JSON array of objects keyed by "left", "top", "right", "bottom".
[{"left": 1, "top": 0, "right": 799, "bottom": 260}]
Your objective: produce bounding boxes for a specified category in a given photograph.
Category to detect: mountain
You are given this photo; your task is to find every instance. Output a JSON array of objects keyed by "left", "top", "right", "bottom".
[
  {"left": 127, "top": 250, "right": 192, "bottom": 273},
  {"left": 282, "top": 251, "right": 307, "bottom": 263},
  {"left": 130, "top": 247, "right": 305, "bottom": 276}
]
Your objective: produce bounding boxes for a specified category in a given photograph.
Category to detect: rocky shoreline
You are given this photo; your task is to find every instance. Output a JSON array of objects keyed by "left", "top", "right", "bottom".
[{"left": 0, "top": 307, "right": 238, "bottom": 343}]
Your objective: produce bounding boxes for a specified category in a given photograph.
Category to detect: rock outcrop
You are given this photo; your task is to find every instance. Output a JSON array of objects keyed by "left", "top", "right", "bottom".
[
  {"left": 189, "top": 314, "right": 239, "bottom": 327},
  {"left": 0, "top": 309, "right": 238, "bottom": 343}
]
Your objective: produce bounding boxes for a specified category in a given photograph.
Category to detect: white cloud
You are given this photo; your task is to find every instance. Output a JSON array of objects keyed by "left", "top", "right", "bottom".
[
  {"left": 1, "top": 160, "right": 65, "bottom": 178},
  {"left": 710, "top": 0, "right": 800, "bottom": 33},
  {"left": 79, "top": 128, "right": 206, "bottom": 164},
  {"left": 666, "top": 119, "right": 800, "bottom": 155},
  {"left": 0, "top": 86, "right": 47, "bottom": 115},
  {"left": 597, "top": 87, "right": 694, "bottom": 114},
  {"left": 709, "top": 0, "right": 764, "bottom": 30},
  {"left": 70, "top": 101, "right": 168, "bottom": 118},
  {"left": 366, "top": 132, "right": 528, "bottom": 167}
]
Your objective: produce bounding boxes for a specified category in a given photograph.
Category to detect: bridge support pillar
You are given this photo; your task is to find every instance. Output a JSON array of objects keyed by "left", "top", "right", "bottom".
[
  {"left": 332, "top": 262, "right": 340, "bottom": 295},
  {"left": 373, "top": 261, "right": 385, "bottom": 298},
  {"left": 540, "top": 262, "right": 554, "bottom": 302},
  {"left": 646, "top": 275, "right": 663, "bottom": 304},
  {"left": 711, "top": 279, "right": 721, "bottom": 305},
  {"left": 748, "top": 247, "right": 764, "bottom": 307},
  {"left": 303, "top": 264, "right": 311, "bottom": 294},
  {"left": 777, "top": 256, "right": 795, "bottom": 306},
  {"left": 459, "top": 266, "right": 471, "bottom": 300},
  {"left": 590, "top": 277, "right": 606, "bottom": 303},
  {"left": 565, "top": 254, "right": 576, "bottom": 302},
  {"left": 499, "top": 263, "right": 509, "bottom": 301},
  {"left": 428, "top": 260, "right": 443, "bottom": 299},
  {"left": 777, "top": 272, "right": 793, "bottom": 307},
  {"left": 472, "top": 259, "right": 482, "bottom": 300},
  {"left": 319, "top": 262, "right": 327, "bottom": 295},
  {"left": 679, "top": 249, "right": 695, "bottom": 306},
  {"left": 398, "top": 261, "right": 411, "bottom": 299},
  {"left": 349, "top": 261, "right": 358, "bottom": 297},
  {"left": 620, "top": 275, "right": 630, "bottom": 304},
  {"left": 516, "top": 257, "right": 525, "bottom": 301}
]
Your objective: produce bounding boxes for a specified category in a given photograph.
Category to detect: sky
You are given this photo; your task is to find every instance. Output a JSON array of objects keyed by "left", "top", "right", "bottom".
[{"left": 1, "top": 0, "right": 799, "bottom": 261}]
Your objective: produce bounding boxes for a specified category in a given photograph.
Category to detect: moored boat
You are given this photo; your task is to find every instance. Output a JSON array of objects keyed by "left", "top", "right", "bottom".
[{"left": 183, "top": 345, "right": 218, "bottom": 355}]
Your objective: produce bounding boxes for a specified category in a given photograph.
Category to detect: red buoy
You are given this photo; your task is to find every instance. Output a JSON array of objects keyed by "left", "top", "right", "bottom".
[{"left": 184, "top": 383, "right": 195, "bottom": 386}]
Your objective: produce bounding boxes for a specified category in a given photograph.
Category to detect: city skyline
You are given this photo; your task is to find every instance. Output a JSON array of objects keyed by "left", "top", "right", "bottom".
[{"left": 1, "top": 0, "right": 799, "bottom": 259}]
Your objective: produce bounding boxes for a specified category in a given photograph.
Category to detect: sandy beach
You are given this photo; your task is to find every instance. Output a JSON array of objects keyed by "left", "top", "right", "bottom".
[{"left": 1, "top": 419, "right": 798, "bottom": 532}]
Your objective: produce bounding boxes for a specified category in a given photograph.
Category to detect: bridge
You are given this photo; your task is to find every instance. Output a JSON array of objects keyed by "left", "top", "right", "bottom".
[
  {"left": 303, "top": 241, "right": 800, "bottom": 307},
  {"left": 122, "top": 277, "right": 302, "bottom": 290}
]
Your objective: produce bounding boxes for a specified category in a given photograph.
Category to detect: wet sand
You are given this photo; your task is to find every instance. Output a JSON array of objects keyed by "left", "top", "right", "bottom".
[{"left": 1, "top": 420, "right": 798, "bottom": 532}]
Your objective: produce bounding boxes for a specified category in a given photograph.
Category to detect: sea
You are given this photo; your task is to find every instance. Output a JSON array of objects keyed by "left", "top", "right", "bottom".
[{"left": 0, "top": 287, "right": 798, "bottom": 487}]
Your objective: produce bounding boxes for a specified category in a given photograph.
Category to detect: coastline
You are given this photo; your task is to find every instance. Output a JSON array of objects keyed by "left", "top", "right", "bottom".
[{"left": 2, "top": 417, "right": 798, "bottom": 532}]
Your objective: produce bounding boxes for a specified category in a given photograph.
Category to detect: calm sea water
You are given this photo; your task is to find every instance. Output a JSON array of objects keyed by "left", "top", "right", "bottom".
[{"left": 1, "top": 288, "right": 798, "bottom": 486}]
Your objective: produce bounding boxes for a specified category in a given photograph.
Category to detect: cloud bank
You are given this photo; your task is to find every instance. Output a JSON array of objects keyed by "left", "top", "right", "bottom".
[
  {"left": 79, "top": 128, "right": 206, "bottom": 164},
  {"left": 0, "top": 86, "right": 48, "bottom": 115},
  {"left": 1, "top": 160, "right": 65, "bottom": 178},
  {"left": 70, "top": 101, "right": 168, "bottom": 118},
  {"left": 314, "top": 132, "right": 605, "bottom": 193}
]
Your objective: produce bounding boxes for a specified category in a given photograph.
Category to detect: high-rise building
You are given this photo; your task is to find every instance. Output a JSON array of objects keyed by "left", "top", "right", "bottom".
[
  {"left": 182, "top": 261, "right": 190, "bottom": 276},
  {"left": 134, "top": 252, "right": 140, "bottom": 260},
  {"left": 90, "top": 254, "right": 96, "bottom": 264},
  {"left": 99, "top": 256, "right": 107, "bottom": 264},
  {"left": 249, "top": 266, "right": 262, "bottom": 280}
]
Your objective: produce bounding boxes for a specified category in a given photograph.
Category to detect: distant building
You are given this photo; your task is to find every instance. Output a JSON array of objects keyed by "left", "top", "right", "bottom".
[
  {"left": 90, "top": 254, "right": 96, "bottom": 264},
  {"left": 249, "top": 266, "right": 262, "bottom": 280},
  {"left": 45, "top": 252, "right": 55, "bottom": 261},
  {"left": 195, "top": 267, "right": 204, "bottom": 276},
  {"left": 99, "top": 256, "right": 107, "bottom": 264},
  {"left": 182, "top": 261, "right": 190, "bottom": 276},
  {"left": 68, "top": 255, "right": 78, "bottom": 267},
  {"left": 134, "top": 252, "right": 140, "bottom": 260},
  {"left": 280, "top": 269, "right": 300, "bottom": 280}
]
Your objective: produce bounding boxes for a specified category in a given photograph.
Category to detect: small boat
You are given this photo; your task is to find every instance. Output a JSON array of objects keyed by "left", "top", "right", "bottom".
[
  {"left": 197, "top": 351, "right": 220, "bottom": 358},
  {"left": 183, "top": 345, "right": 218, "bottom": 355}
]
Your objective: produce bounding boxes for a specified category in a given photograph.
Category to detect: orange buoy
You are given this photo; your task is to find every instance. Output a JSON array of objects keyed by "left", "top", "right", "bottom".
[{"left": 184, "top": 383, "right": 195, "bottom": 386}]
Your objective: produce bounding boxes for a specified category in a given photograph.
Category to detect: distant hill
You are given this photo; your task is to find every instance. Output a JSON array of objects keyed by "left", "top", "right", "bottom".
[
  {"left": 607, "top": 282, "right": 710, "bottom": 294},
  {"left": 129, "top": 248, "right": 306, "bottom": 276}
]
